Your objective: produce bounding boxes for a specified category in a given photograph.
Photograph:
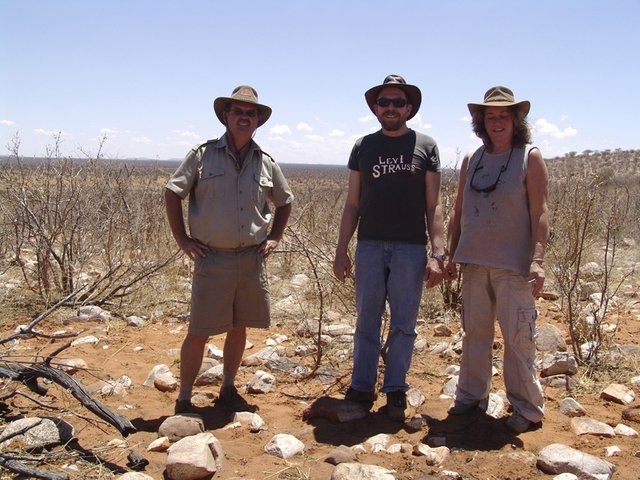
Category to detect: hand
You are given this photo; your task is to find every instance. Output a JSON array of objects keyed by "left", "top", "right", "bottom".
[
  {"left": 177, "top": 236, "right": 208, "bottom": 260},
  {"left": 424, "top": 257, "right": 444, "bottom": 289},
  {"left": 528, "top": 261, "right": 546, "bottom": 297},
  {"left": 444, "top": 260, "right": 458, "bottom": 280},
  {"left": 333, "top": 251, "right": 352, "bottom": 283},
  {"left": 258, "top": 239, "right": 278, "bottom": 258}
]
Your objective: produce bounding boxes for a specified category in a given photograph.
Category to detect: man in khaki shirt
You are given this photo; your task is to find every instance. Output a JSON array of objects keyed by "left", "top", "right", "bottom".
[{"left": 165, "top": 85, "right": 293, "bottom": 414}]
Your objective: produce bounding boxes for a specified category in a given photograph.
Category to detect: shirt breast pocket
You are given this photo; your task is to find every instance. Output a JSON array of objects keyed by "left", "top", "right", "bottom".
[
  {"left": 253, "top": 172, "right": 273, "bottom": 205},
  {"left": 201, "top": 166, "right": 225, "bottom": 199}
]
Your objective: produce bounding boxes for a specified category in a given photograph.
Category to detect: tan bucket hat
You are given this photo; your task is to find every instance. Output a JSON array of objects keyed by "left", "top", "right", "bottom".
[
  {"left": 213, "top": 85, "right": 272, "bottom": 127},
  {"left": 364, "top": 74, "right": 422, "bottom": 120},
  {"left": 467, "top": 86, "right": 530, "bottom": 117}
]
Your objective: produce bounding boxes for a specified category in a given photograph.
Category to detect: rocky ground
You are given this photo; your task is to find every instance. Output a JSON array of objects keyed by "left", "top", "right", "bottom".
[{"left": 1, "top": 280, "right": 640, "bottom": 479}]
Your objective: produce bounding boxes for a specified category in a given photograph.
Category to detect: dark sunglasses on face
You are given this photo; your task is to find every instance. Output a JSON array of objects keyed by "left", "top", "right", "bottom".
[
  {"left": 376, "top": 97, "right": 408, "bottom": 108},
  {"left": 470, "top": 148, "right": 513, "bottom": 193},
  {"left": 230, "top": 108, "right": 258, "bottom": 118}
]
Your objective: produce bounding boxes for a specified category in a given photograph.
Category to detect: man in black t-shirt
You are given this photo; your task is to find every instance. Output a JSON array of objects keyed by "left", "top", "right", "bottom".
[{"left": 333, "top": 75, "right": 446, "bottom": 422}]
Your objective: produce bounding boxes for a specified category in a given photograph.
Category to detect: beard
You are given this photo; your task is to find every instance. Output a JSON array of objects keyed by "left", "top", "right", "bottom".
[{"left": 380, "top": 116, "right": 404, "bottom": 131}]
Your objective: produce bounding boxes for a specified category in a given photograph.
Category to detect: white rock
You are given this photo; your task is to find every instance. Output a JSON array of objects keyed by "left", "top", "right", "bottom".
[
  {"left": 604, "top": 446, "right": 621, "bottom": 457},
  {"left": 538, "top": 443, "right": 615, "bottom": 480},
  {"left": 330, "top": 462, "right": 396, "bottom": 480},
  {"left": 364, "top": 433, "right": 390, "bottom": 451},
  {"left": 406, "top": 388, "right": 425, "bottom": 407},
  {"left": 206, "top": 344, "right": 224, "bottom": 360},
  {"left": 560, "top": 397, "right": 587, "bottom": 417},
  {"left": 117, "top": 473, "right": 155, "bottom": 480},
  {"left": 570, "top": 417, "right": 616, "bottom": 437},
  {"left": 601, "top": 383, "right": 635, "bottom": 405},
  {"left": 166, "top": 432, "right": 223, "bottom": 479},
  {"left": 126, "top": 316, "right": 144, "bottom": 327},
  {"left": 194, "top": 365, "right": 224, "bottom": 386},
  {"left": 247, "top": 369, "right": 276, "bottom": 394},
  {"left": 147, "top": 436, "right": 171, "bottom": 452},
  {"left": 263, "top": 433, "right": 304, "bottom": 459},
  {"left": 614, "top": 423, "right": 638, "bottom": 437},
  {"left": 71, "top": 335, "right": 99, "bottom": 346}
]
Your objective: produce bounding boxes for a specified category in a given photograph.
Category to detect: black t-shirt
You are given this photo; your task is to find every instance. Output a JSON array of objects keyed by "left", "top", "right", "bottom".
[{"left": 348, "top": 129, "right": 440, "bottom": 245}]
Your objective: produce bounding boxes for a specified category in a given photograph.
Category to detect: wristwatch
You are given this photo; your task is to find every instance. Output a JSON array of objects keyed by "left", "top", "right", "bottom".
[{"left": 430, "top": 252, "right": 447, "bottom": 262}]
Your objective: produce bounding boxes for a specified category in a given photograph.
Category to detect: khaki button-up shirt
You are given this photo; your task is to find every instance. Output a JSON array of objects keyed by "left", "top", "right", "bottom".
[{"left": 165, "top": 135, "right": 294, "bottom": 249}]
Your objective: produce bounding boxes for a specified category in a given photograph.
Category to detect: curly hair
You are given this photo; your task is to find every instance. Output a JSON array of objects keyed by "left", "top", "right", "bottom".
[{"left": 471, "top": 105, "right": 532, "bottom": 151}]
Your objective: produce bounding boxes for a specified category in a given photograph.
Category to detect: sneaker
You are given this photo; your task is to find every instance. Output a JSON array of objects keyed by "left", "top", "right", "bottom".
[
  {"left": 506, "top": 412, "right": 532, "bottom": 433},
  {"left": 344, "top": 387, "right": 378, "bottom": 410},
  {"left": 447, "top": 400, "right": 479, "bottom": 416},
  {"left": 174, "top": 399, "right": 194, "bottom": 415},
  {"left": 217, "top": 386, "right": 257, "bottom": 412},
  {"left": 386, "top": 391, "right": 408, "bottom": 422}
]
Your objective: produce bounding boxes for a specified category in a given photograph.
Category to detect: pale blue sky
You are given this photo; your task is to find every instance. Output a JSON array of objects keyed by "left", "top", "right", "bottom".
[{"left": 2, "top": 0, "right": 638, "bottom": 167}]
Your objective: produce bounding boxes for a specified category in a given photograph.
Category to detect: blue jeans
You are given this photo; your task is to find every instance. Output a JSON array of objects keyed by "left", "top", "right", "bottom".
[{"left": 351, "top": 240, "right": 427, "bottom": 393}]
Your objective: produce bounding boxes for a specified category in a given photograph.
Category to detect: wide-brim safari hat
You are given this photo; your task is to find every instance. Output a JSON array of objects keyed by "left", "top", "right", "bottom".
[
  {"left": 467, "top": 86, "right": 530, "bottom": 117},
  {"left": 213, "top": 85, "right": 272, "bottom": 127},
  {"left": 365, "top": 74, "right": 422, "bottom": 120}
]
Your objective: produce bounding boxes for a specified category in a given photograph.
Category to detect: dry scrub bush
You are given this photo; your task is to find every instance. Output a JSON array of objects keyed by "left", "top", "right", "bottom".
[
  {"left": 546, "top": 150, "right": 639, "bottom": 376},
  {"left": 0, "top": 134, "right": 178, "bottom": 316}
]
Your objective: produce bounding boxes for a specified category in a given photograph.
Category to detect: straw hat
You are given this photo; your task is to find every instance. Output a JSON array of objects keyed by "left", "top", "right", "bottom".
[
  {"left": 467, "top": 86, "right": 530, "bottom": 117},
  {"left": 213, "top": 85, "right": 272, "bottom": 127},
  {"left": 364, "top": 74, "right": 422, "bottom": 120}
]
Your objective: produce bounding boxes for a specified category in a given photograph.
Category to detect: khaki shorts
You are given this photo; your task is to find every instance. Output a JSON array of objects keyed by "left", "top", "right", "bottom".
[{"left": 189, "top": 246, "right": 270, "bottom": 337}]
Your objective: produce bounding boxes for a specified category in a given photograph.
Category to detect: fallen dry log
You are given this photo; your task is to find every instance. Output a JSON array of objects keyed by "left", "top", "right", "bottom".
[
  {"left": 0, "top": 361, "right": 136, "bottom": 436},
  {"left": 0, "top": 453, "right": 69, "bottom": 480}
]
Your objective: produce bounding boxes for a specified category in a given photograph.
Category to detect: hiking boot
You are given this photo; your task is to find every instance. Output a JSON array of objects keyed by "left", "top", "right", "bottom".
[
  {"left": 447, "top": 400, "right": 479, "bottom": 416},
  {"left": 386, "top": 391, "right": 408, "bottom": 422},
  {"left": 174, "top": 399, "right": 194, "bottom": 415},
  {"left": 506, "top": 412, "right": 532, "bottom": 433},
  {"left": 217, "top": 386, "right": 257, "bottom": 412},
  {"left": 344, "top": 387, "right": 378, "bottom": 411}
]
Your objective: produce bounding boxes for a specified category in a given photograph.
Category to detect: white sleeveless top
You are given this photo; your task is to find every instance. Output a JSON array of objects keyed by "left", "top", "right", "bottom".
[{"left": 453, "top": 144, "right": 536, "bottom": 275}]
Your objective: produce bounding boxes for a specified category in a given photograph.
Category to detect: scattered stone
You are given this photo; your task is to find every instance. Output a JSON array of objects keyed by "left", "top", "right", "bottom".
[
  {"left": 445, "top": 365, "right": 460, "bottom": 376},
  {"left": 148, "top": 436, "right": 171, "bottom": 452},
  {"left": 324, "top": 445, "right": 356, "bottom": 465},
  {"left": 601, "top": 383, "right": 635, "bottom": 405},
  {"left": 158, "top": 414, "right": 205, "bottom": 442},
  {"left": 303, "top": 396, "right": 367, "bottom": 422},
  {"left": 498, "top": 451, "right": 537, "bottom": 467},
  {"left": 56, "top": 357, "right": 88, "bottom": 375},
  {"left": 442, "top": 375, "right": 458, "bottom": 396},
  {"left": 434, "top": 324, "right": 452, "bottom": 337},
  {"left": 560, "top": 398, "right": 586, "bottom": 417},
  {"left": 407, "top": 415, "right": 427, "bottom": 430},
  {"left": 323, "top": 324, "right": 354, "bottom": 336},
  {"left": 425, "top": 436, "right": 447, "bottom": 447},
  {"left": 604, "top": 446, "right": 621, "bottom": 457},
  {"left": 622, "top": 406, "right": 640, "bottom": 423},
  {"left": 247, "top": 370, "right": 276, "bottom": 394},
  {"left": 407, "top": 388, "right": 425, "bottom": 407},
  {"left": 117, "top": 473, "right": 155, "bottom": 480},
  {"left": 0, "top": 417, "right": 75, "bottom": 449},
  {"left": 539, "top": 374, "right": 578, "bottom": 390},
  {"left": 126, "top": 316, "right": 144, "bottom": 327},
  {"left": 414, "top": 338, "right": 429, "bottom": 351},
  {"left": 570, "top": 417, "right": 616, "bottom": 437},
  {"left": 263, "top": 433, "right": 304, "bottom": 459},
  {"left": 551, "top": 474, "right": 579, "bottom": 480},
  {"left": 127, "top": 450, "right": 150, "bottom": 471},
  {"left": 166, "top": 432, "right": 223, "bottom": 479},
  {"left": 535, "top": 324, "right": 567, "bottom": 352},
  {"left": 295, "top": 318, "right": 320, "bottom": 337},
  {"left": 413, "top": 444, "right": 450, "bottom": 465},
  {"left": 312, "top": 368, "right": 341, "bottom": 384},
  {"left": 365, "top": 433, "right": 390, "bottom": 452},
  {"left": 581, "top": 262, "right": 605, "bottom": 280},
  {"left": 242, "top": 346, "right": 279, "bottom": 366},
  {"left": 71, "top": 335, "right": 100, "bottom": 346},
  {"left": 143, "top": 364, "right": 172, "bottom": 387},
  {"left": 615, "top": 344, "right": 640, "bottom": 356},
  {"left": 76, "top": 305, "right": 111, "bottom": 322},
  {"left": 537, "top": 443, "right": 615, "bottom": 480},
  {"left": 484, "top": 392, "right": 506, "bottom": 419},
  {"left": 295, "top": 344, "right": 317, "bottom": 356},
  {"left": 265, "top": 357, "right": 303, "bottom": 374},
  {"left": 538, "top": 352, "right": 578, "bottom": 377},
  {"left": 249, "top": 413, "right": 267, "bottom": 433},
  {"left": 194, "top": 364, "right": 224, "bottom": 386},
  {"left": 206, "top": 344, "right": 224, "bottom": 360},
  {"left": 613, "top": 423, "right": 638, "bottom": 436},
  {"left": 330, "top": 462, "right": 396, "bottom": 480},
  {"left": 429, "top": 342, "right": 449, "bottom": 355}
]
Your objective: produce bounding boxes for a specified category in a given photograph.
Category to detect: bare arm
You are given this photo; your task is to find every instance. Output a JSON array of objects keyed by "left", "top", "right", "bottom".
[
  {"left": 444, "top": 154, "right": 470, "bottom": 280},
  {"left": 525, "top": 148, "right": 549, "bottom": 296},
  {"left": 258, "top": 202, "right": 292, "bottom": 258},
  {"left": 332, "top": 170, "right": 361, "bottom": 283},
  {"left": 164, "top": 188, "right": 208, "bottom": 260},
  {"left": 424, "top": 169, "right": 445, "bottom": 288}
]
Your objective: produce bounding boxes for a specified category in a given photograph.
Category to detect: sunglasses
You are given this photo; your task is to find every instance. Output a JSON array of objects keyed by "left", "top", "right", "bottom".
[
  {"left": 375, "top": 97, "right": 408, "bottom": 108},
  {"left": 470, "top": 148, "right": 513, "bottom": 193},
  {"left": 230, "top": 108, "right": 258, "bottom": 118}
]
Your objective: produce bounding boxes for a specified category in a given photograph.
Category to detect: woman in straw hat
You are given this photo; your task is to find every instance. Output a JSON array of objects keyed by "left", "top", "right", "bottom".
[{"left": 444, "top": 86, "right": 549, "bottom": 434}]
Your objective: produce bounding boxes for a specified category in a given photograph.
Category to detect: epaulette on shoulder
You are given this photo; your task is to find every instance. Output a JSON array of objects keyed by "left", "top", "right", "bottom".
[
  {"left": 193, "top": 138, "right": 220, "bottom": 153},
  {"left": 261, "top": 150, "right": 276, "bottom": 164}
]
